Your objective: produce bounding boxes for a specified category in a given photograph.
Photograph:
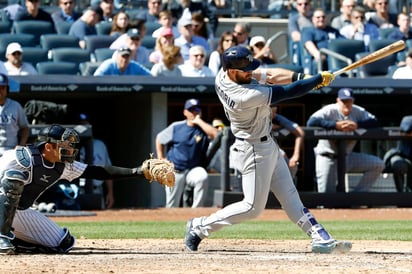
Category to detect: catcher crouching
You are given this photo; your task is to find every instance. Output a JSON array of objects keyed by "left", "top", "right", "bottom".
[{"left": 0, "top": 124, "right": 174, "bottom": 255}]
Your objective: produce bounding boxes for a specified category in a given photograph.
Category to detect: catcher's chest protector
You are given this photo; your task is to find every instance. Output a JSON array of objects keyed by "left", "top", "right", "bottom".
[{"left": 16, "top": 146, "right": 65, "bottom": 210}]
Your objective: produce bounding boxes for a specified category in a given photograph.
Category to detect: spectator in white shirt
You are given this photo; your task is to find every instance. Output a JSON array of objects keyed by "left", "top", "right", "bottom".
[
  {"left": 4, "top": 42, "right": 37, "bottom": 76},
  {"left": 179, "top": 45, "right": 214, "bottom": 77}
]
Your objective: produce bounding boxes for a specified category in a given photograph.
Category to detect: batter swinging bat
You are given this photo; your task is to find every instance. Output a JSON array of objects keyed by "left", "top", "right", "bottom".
[{"left": 333, "top": 40, "right": 405, "bottom": 76}]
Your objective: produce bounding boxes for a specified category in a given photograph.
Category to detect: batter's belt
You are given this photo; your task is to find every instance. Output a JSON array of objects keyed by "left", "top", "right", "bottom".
[{"left": 236, "top": 136, "right": 269, "bottom": 143}]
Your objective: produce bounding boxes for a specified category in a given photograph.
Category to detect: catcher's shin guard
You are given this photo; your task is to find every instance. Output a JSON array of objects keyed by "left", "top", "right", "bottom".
[{"left": 0, "top": 172, "right": 27, "bottom": 254}]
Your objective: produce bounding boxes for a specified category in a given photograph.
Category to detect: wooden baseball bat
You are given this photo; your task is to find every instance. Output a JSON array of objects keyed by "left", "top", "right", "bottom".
[{"left": 333, "top": 40, "right": 405, "bottom": 76}]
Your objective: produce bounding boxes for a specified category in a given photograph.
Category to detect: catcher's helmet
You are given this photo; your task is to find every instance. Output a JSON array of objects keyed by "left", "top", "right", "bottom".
[
  {"left": 222, "top": 46, "right": 260, "bottom": 72},
  {"left": 37, "top": 124, "right": 79, "bottom": 163}
]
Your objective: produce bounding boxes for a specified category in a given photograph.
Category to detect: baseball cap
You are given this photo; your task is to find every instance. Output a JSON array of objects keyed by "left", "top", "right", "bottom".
[
  {"left": 249, "top": 36, "right": 266, "bottom": 47},
  {"left": 0, "top": 73, "right": 9, "bottom": 86},
  {"left": 184, "top": 98, "right": 201, "bottom": 111},
  {"left": 337, "top": 88, "right": 354, "bottom": 100},
  {"left": 400, "top": 116, "right": 412, "bottom": 133},
  {"left": 160, "top": 27, "right": 173, "bottom": 37},
  {"left": 127, "top": 28, "right": 140, "bottom": 38},
  {"left": 178, "top": 17, "right": 192, "bottom": 28},
  {"left": 117, "top": 47, "right": 131, "bottom": 56},
  {"left": 222, "top": 46, "right": 260, "bottom": 71},
  {"left": 6, "top": 42, "right": 23, "bottom": 57}
]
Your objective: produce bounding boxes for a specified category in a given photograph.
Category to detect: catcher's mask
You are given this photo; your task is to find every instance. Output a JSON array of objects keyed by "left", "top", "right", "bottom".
[{"left": 37, "top": 124, "right": 79, "bottom": 163}]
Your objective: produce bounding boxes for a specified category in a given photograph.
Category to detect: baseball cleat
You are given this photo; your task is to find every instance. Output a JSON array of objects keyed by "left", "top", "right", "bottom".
[
  {"left": 0, "top": 238, "right": 15, "bottom": 255},
  {"left": 312, "top": 240, "right": 352, "bottom": 254},
  {"left": 184, "top": 219, "right": 202, "bottom": 252}
]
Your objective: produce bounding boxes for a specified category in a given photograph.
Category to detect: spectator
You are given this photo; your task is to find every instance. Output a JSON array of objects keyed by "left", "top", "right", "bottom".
[
  {"left": 174, "top": 16, "right": 210, "bottom": 61},
  {"left": 367, "top": 0, "right": 397, "bottom": 28},
  {"left": 149, "top": 27, "right": 175, "bottom": 64},
  {"left": 93, "top": 47, "right": 152, "bottom": 76},
  {"left": 339, "top": 5, "right": 379, "bottom": 47},
  {"left": 78, "top": 113, "right": 114, "bottom": 209},
  {"left": 151, "top": 45, "right": 183, "bottom": 76},
  {"left": 110, "top": 28, "right": 151, "bottom": 68},
  {"left": 135, "top": 0, "right": 161, "bottom": 22},
  {"left": 109, "top": 11, "right": 130, "bottom": 38},
  {"left": 179, "top": 45, "right": 214, "bottom": 77},
  {"left": 51, "top": 0, "right": 81, "bottom": 25},
  {"left": 288, "top": 0, "right": 313, "bottom": 43},
  {"left": 383, "top": 115, "right": 412, "bottom": 192},
  {"left": 0, "top": 74, "right": 30, "bottom": 157},
  {"left": 307, "top": 88, "right": 384, "bottom": 193},
  {"left": 233, "top": 22, "right": 252, "bottom": 46},
  {"left": 330, "top": 0, "right": 356, "bottom": 30},
  {"left": 191, "top": 11, "right": 213, "bottom": 41},
  {"left": 271, "top": 105, "right": 304, "bottom": 181},
  {"left": 4, "top": 42, "right": 37, "bottom": 76},
  {"left": 69, "top": 7, "right": 102, "bottom": 49},
  {"left": 392, "top": 49, "right": 412, "bottom": 79},
  {"left": 387, "top": 13, "right": 412, "bottom": 41},
  {"left": 152, "top": 10, "right": 180, "bottom": 38},
  {"left": 302, "top": 8, "right": 344, "bottom": 73},
  {"left": 97, "top": 0, "right": 115, "bottom": 22},
  {"left": 14, "top": 0, "right": 55, "bottom": 28},
  {"left": 249, "top": 35, "right": 277, "bottom": 67},
  {"left": 155, "top": 98, "right": 218, "bottom": 208},
  {"left": 208, "top": 31, "right": 237, "bottom": 75}
]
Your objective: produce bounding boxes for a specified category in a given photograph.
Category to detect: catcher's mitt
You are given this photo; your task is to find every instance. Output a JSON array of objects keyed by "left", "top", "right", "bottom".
[{"left": 141, "top": 157, "right": 175, "bottom": 187}]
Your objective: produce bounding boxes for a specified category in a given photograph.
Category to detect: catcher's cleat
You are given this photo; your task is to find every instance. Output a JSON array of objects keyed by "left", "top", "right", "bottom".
[
  {"left": 0, "top": 237, "right": 15, "bottom": 255},
  {"left": 312, "top": 240, "right": 352, "bottom": 254},
  {"left": 185, "top": 219, "right": 202, "bottom": 252}
]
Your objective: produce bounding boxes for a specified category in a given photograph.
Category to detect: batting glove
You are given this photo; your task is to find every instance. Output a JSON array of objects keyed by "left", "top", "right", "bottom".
[{"left": 319, "top": 71, "right": 335, "bottom": 87}]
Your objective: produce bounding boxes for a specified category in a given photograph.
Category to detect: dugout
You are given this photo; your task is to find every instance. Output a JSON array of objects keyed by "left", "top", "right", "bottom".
[{"left": 9, "top": 75, "right": 412, "bottom": 208}]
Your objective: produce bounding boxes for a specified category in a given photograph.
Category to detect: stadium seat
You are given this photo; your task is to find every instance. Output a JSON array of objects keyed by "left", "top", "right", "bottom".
[
  {"left": 93, "top": 48, "right": 115, "bottom": 62},
  {"left": 378, "top": 28, "right": 395, "bottom": 39},
  {"left": 84, "top": 34, "right": 116, "bottom": 52},
  {"left": 327, "top": 39, "right": 366, "bottom": 72},
  {"left": 0, "top": 21, "right": 11, "bottom": 33},
  {"left": 144, "top": 21, "right": 161, "bottom": 36},
  {"left": 21, "top": 47, "right": 49, "bottom": 67},
  {"left": 95, "top": 21, "right": 112, "bottom": 35},
  {"left": 36, "top": 61, "right": 79, "bottom": 75},
  {"left": 51, "top": 47, "right": 91, "bottom": 66},
  {"left": 355, "top": 51, "right": 396, "bottom": 77},
  {"left": 0, "top": 33, "right": 36, "bottom": 60},
  {"left": 55, "top": 21, "right": 73, "bottom": 34},
  {"left": 40, "top": 34, "right": 80, "bottom": 51},
  {"left": 12, "top": 20, "right": 55, "bottom": 45},
  {"left": 79, "top": 61, "right": 101, "bottom": 76},
  {"left": 141, "top": 36, "right": 156, "bottom": 50}
]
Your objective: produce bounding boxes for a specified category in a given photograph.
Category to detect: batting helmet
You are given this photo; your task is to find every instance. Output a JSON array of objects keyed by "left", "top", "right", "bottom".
[
  {"left": 37, "top": 124, "right": 79, "bottom": 163},
  {"left": 222, "top": 46, "right": 260, "bottom": 72}
]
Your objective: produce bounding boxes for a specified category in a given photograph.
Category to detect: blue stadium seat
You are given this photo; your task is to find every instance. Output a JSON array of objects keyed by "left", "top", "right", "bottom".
[
  {"left": 144, "top": 21, "right": 161, "bottom": 36},
  {"left": 51, "top": 47, "right": 91, "bottom": 66},
  {"left": 40, "top": 34, "right": 80, "bottom": 51},
  {"left": 327, "top": 39, "right": 366, "bottom": 72},
  {"left": 84, "top": 35, "right": 116, "bottom": 52},
  {"left": 12, "top": 20, "right": 55, "bottom": 45},
  {"left": 93, "top": 48, "right": 115, "bottom": 62},
  {"left": 95, "top": 21, "right": 112, "bottom": 35},
  {"left": 55, "top": 21, "right": 73, "bottom": 34},
  {"left": 21, "top": 47, "right": 49, "bottom": 67},
  {"left": 141, "top": 36, "right": 156, "bottom": 50},
  {"left": 0, "top": 33, "right": 36, "bottom": 60},
  {"left": 36, "top": 61, "right": 79, "bottom": 75},
  {"left": 0, "top": 21, "right": 11, "bottom": 33}
]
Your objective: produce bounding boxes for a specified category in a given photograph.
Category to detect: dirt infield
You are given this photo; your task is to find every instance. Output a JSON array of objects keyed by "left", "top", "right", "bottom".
[{"left": 3, "top": 208, "right": 412, "bottom": 273}]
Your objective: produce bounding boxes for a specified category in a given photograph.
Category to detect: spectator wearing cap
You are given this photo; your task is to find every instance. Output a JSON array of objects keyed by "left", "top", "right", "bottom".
[
  {"left": 4, "top": 42, "right": 37, "bottom": 76},
  {"left": 0, "top": 73, "right": 30, "bottom": 157},
  {"left": 149, "top": 27, "right": 175, "bottom": 64},
  {"left": 179, "top": 45, "right": 214, "bottom": 77},
  {"left": 109, "top": 28, "right": 151, "bottom": 68},
  {"left": 249, "top": 35, "right": 277, "bottom": 67},
  {"left": 392, "top": 49, "right": 412, "bottom": 79},
  {"left": 156, "top": 98, "right": 218, "bottom": 208},
  {"left": 69, "top": 7, "right": 102, "bottom": 49},
  {"left": 174, "top": 16, "right": 210, "bottom": 61},
  {"left": 93, "top": 47, "right": 152, "bottom": 76},
  {"left": 14, "top": 0, "right": 55, "bottom": 28},
  {"left": 152, "top": 10, "right": 180, "bottom": 39},
  {"left": 151, "top": 45, "right": 183, "bottom": 77},
  {"left": 307, "top": 88, "right": 384, "bottom": 193},
  {"left": 51, "top": 0, "right": 81, "bottom": 25},
  {"left": 135, "top": 0, "right": 161, "bottom": 22},
  {"left": 383, "top": 115, "right": 412, "bottom": 192}
]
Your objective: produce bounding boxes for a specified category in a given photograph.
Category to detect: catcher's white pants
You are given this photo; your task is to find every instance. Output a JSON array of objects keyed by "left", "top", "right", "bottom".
[
  {"left": 13, "top": 208, "right": 72, "bottom": 248},
  {"left": 192, "top": 138, "right": 307, "bottom": 238},
  {"left": 165, "top": 166, "right": 208, "bottom": 208}
]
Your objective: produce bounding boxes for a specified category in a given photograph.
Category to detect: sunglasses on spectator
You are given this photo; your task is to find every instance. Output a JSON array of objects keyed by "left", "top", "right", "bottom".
[
  {"left": 354, "top": 15, "right": 365, "bottom": 19},
  {"left": 193, "top": 54, "right": 205, "bottom": 58},
  {"left": 11, "top": 51, "right": 22, "bottom": 56},
  {"left": 130, "top": 37, "right": 140, "bottom": 41}
]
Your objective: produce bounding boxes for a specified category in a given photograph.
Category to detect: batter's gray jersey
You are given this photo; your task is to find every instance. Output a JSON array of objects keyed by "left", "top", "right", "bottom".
[{"left": 215, "top": 69, "right": 273, "bottom": 140}]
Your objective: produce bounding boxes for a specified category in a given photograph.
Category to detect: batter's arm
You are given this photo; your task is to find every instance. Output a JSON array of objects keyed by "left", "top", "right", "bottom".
[{"left": 253, "top": 68, "right": 296, "bottom": 85}]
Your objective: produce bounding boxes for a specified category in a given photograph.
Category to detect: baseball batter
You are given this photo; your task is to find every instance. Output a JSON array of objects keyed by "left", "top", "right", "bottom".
[
  {"left": 185, "top": 45, "right": 352, "bottom": 253},
  {"left": 0, "top": 124, "right": 171, "bottom": 255}
]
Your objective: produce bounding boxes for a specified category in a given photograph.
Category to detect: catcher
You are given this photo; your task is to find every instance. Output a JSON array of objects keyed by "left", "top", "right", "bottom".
[{"left": 0, "top": 124, "right": 174, "bottom": 255}]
